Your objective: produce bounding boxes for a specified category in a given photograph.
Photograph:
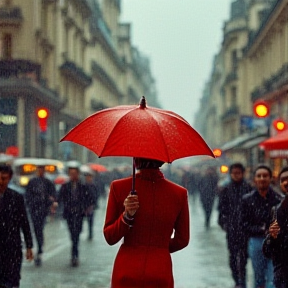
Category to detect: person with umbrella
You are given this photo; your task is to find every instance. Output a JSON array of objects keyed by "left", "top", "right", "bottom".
[
  {"left": 103, "top": 157, "right": 189, "bottom": 288},
  {"left": 60, "top": 96, "right": 214, "bottom": 284}
]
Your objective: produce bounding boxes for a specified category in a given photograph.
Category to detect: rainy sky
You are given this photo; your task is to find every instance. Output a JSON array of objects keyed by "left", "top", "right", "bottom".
[{"left": 121, "top": 0, "right": 231, "bottom": 125}]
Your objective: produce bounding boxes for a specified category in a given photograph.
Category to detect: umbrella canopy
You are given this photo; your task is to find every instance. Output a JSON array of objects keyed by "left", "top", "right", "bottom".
[
  {"left": 60, "top": 97, "right": 214, "bottom": 163},
  {"left": 87, "top": 163, "right": 108, "bottom": 172},
  {"left": 259, "top": 129, "right": 288, "bottom": 150}
]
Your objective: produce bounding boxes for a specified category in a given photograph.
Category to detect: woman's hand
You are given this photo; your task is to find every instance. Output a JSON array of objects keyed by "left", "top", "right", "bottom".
[
  {"left": 269, "top": 220, "right": 280, "bottom": 239},
  {"left": 123, "top": 195, "right": 139, "bottom": 217}
]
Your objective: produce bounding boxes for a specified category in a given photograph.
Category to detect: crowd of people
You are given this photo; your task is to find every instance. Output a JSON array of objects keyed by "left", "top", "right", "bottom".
[{"left": 1, "top": 160, "right": 288, "bottom": 288}]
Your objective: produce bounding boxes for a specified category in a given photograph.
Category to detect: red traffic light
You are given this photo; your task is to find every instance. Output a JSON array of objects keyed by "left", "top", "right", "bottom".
[
  {"left": 253, "top": 100, "right": 270, "bottom": 118},
  {"left": 213, "top": 148, "right": 222, "bottom": 158},
  {"left": 37, "top": 108, "right": 49, "bottom": 132},
  {"left": 273, "top": 118, "right": 287, "bottom": 132}
]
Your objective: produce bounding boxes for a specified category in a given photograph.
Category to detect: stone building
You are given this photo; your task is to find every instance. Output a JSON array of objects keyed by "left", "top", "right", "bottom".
[
  {"left": 0, "top": 0, "right": 160, "bottom": 162},
  {"left": 195, "top": 0, "right": 280, "bottom": 171}
]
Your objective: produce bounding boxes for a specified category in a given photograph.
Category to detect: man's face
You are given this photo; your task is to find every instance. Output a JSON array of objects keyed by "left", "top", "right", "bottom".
[
  {"left": 37, "top": 166, "right": 45, "bottom": 177},
  {"left": 0, "top": 172, "right": 12, "bottom": 193},
  {"left": 279, "top": 171, "right": 288, "bottom": 196},
  {"left": 254, "top": 168, "right": 271, "bottom": 191},
  {"left": 230, "top": 168, "right": 244, "bottom": 183},
  {"left": 69, "top": 168, "right": 79, "bottom": 182}
]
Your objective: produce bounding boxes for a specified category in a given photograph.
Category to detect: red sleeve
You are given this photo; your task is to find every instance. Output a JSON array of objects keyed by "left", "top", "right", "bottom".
[
  {"left": 103, "top": 182, "right": 130, "bottom": 245},
  {"left": 169, "top": 191, "right": 190, "bottom": 253}
]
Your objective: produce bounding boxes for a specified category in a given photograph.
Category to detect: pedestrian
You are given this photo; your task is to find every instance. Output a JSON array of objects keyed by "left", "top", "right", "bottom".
[
  {"left": 218, "top": 163, "right": 253, "bottom": 288},
  {"left": 57, "top": 166, "right": 95, "bottom": 267},
  {"left": 25, "top": 164, "right": 57, "bottom": 266},
  {"left": 103, "top": 157, "right": 189, "bottom": 288},
  {"left": 0, "top": 164, "right": 34, "bottom": 288},
  {"left": 262, "top": 166, "right": 288, "bottom": 288},
  {"left": 242, "top": 164, "right": 282, "bottom": 288},
  {"left": 198, "top": 166, "right": 219, "bottom": 229},
  {"left": 83, "top": 171, "right": 99, "bottom": 240}
]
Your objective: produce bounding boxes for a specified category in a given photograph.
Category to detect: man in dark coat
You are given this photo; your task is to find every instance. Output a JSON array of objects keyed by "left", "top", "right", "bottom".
[
  {"left": 83, "top": 171, "right": 99, "bottom": 240},
  {"left": 198, "top": 166, "right": 219, "bottom": 229},
  {"left": 57, "top": 167, "right": 95, "bottom": 267},
  {"left": 25, "top": 164, "right": 57, "bottom": 266},
  {"left": 262, "top": 166, "right": 288, "bottom": 288},
  {"left": 0, "top": 164, "right": 33, "bottom": 288},
  {"left": 218, "top": 163, "right": 253, "bottom": 288},
  {"left": 242, "top": 164, "right": 282, "bottom": 288}
]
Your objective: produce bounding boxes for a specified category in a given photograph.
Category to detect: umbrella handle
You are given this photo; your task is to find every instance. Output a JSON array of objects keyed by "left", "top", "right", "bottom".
[{"left": 130, "top": 157, "right": 137, "bottom": 195}]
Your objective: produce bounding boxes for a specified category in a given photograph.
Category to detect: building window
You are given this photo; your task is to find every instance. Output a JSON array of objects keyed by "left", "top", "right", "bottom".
[
  {"left": 231, "top": 50, "right": 237, "bottom": 71},
  {"left": 231, "top": 86, "right": 237, "bottom": 105},
  {"left": 1, "top": 34, "right": 12, "bottom": 59}
]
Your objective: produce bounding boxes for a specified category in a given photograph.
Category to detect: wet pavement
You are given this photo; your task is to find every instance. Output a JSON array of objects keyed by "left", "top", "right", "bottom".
[{"left": 20, "top": 195, "right": 254, "bottom": 288}]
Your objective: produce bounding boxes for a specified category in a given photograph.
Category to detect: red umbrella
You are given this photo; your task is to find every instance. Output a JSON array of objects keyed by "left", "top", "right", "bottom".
[
  {"left": 60, "top": 97, "right": 214, "bottom": 192},
  {"left": 259, "top": 129, "right": 288, "bottom": 150},
  {"left": 87, "top": 163, "right": 108, "bottom": 172}
]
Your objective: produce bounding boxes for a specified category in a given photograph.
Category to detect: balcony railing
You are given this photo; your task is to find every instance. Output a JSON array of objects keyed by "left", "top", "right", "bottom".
[
  {"left": 0, "top": 6, "right": 23, "bottom": 27},
  {"left": 90, "top": 99, "right": 108, "bottom": 111},
  {"left": 221, "top": 105, "right": 239, "bottom": 121},
  {"left": 60, "top": 60, "right": 92, "bottom": 88},
  {"left": 0, "top": 59, "right": 41, "bottom": 80},
  {"left": 224, "top": 70, "right": 238, "bottom": 85},
  {"left": 251, "top": 63, "right": 288, "bottom": 101}
]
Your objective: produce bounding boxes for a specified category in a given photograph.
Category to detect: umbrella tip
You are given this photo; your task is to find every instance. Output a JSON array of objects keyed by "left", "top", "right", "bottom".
[{"left": 139, "top": 96, "right": 146, "bottom": 109}]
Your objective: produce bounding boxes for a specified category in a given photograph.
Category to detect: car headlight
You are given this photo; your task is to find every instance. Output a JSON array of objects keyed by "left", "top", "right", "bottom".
[{"left": 19, "top": 176, "right": 30, "bottom": 186}]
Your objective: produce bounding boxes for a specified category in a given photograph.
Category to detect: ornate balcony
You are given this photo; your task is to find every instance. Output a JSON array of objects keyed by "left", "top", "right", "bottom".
[
  {"left": 224, "top": 70, "right": 238, "bottom": 85},
  {"left": 91, "top": 61, "right": 123, "bottom": 97},
  {"left": 251, "top": 63, "right": 288, "bottom": 102},
  {"left": 221, "top": 105, "right": 239, "bottom": 121},
  {"left": 0, "top": 60, "right": 64, "bottom": 109},
  {"left": 60, "top": 60, "right": 92, "bottom": 88},
  {"left": 0, "top": 6, "right": 23, "bottom": 27}
]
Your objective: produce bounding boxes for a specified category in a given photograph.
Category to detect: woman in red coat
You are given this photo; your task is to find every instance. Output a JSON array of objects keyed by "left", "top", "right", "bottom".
[{"left": 103, "top": 158, "right": 190, "bottom": 288}]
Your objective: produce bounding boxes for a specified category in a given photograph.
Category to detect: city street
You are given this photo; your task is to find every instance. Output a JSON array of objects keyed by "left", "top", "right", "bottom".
[{"left": 20, "top": 195, "right": 254, "bottom": 288}]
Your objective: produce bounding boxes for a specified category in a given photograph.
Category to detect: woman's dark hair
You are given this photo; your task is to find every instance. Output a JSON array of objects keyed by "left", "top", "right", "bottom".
[
  {"left": 229, "top": 163, "right": 245, "bottom": 174},
  {"left": 134, "top": 158, "right": 164, "bottom": 169},
  {"left": 0, "top": 164, "right": 13, "bottom": 178},
  {"left": 278, "top": 166, "right": 288, "bottom": 178},
  {"left": 253, "top": 164, "right": 272, "bottom": 178}
]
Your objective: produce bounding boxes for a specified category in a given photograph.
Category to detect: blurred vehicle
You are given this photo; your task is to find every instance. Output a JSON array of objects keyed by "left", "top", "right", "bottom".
[
  {"left": 0, "top": 153, "right": 14, "bottom": 165},
  {"left": 11, "top": 157, "right": 65, "bottom": 189}
]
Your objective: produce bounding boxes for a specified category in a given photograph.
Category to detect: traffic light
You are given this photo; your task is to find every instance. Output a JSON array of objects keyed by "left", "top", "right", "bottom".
[
  {"left": 253, "top": 100, "right": 270, "bottom": 118},
  {"left": 213, "top": 148, "right": 222, "bottom": 158},
  {"left": 273, "top": 118, "right": 287, "bottom": 132},
  {"left": 37, "top": 108, "right": 49, "bottom": 132}
]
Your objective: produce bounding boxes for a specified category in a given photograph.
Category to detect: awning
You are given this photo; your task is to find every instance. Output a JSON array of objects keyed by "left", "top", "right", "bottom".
[
  {"left": 241, "top": 136, "right": 267, "bottom": 149},
  {"left": 221, "top": 134, "right": 253, "bottom": 151},
  {"left": 221, "top": 133, "right": 267, "bottom": 152},
  {"left": 259, "top": 129, "right": 288, "bottom": 150}
]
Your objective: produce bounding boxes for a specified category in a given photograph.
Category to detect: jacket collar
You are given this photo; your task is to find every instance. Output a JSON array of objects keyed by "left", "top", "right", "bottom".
[{"left": 136, "top": 168, "right": 164, "bottom": 182}]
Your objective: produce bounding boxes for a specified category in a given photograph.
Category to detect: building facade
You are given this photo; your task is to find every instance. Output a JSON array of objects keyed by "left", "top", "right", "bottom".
[
  {"left": 0, "top": 0, "right": 160, "bottom": 162},
  {"left": 195, "top": 0, "right": 285, "bottom": 174}
]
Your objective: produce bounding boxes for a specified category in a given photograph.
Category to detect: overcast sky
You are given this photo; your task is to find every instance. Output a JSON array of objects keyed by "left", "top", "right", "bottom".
[{"left": 121, "top": 0, "right": 231, "bottom": 125}]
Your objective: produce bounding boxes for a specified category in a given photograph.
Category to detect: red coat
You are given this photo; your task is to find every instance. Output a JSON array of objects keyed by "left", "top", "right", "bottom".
[{"left": 103, "top": 169, "right": 190, "bottom": 288}]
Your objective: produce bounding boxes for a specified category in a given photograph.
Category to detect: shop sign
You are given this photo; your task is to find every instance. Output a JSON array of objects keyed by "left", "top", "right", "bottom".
[
  {"left": 0, "top": 114, "right": 17, "bottom": 125},
  {"left": 269, "top": 150, "right": 288, "bottom": 158}
]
